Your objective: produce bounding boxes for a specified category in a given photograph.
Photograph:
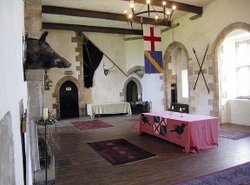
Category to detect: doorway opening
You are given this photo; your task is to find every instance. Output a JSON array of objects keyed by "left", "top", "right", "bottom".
[
  {"left": 126, "top": 81, "right": 138, "bottom": 102},
  {"left": 218, "top": 29, "right": 250, "bottom": 124},
  {"left": 59, "top": 80, "right": 79, "bottom": 119},
  {"left": 171, "top": 83, "right": 177, "bottom": 104},
  {"left": 164, "top": 42, "right": 189, "bottom": 110},
  {"left": 123, "top": 77, "right": 150, "bottom": 114}
]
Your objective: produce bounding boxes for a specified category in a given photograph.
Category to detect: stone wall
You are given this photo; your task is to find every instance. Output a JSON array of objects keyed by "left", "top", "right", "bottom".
[
  {"left": 43, "top": 30, "right": 82, "bottom": 118},
  {"left": 161, "top": 0, "right": 250, "bottom": 117},
  {"left": 25, "top": 0, "right": 43, "bottom": 175},
  {"left": 0, "top": 112, "right": 15, "bottom": 185}
]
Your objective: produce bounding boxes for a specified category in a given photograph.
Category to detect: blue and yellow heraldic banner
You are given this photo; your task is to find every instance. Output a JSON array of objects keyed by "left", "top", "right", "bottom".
[
  {"left": 144, "top": 50, "right": 163, "bottom": 74},
  {"left": 143, "top": 25, "right": 163, "bottom": 74}
]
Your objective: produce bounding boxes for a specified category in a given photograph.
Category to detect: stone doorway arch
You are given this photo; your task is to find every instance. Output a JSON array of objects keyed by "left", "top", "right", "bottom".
[
  {"left": 163, "top": 41, "right": 190, "bottom": 110},
  {"left": 211, "top": 22, "right": 250, "bottom": 117},
  {"left": 54, "top": 76, "right": 82, "bottom": 119},
  {"left": 122, "top": 77, "right": 142, "bottom": 102}
]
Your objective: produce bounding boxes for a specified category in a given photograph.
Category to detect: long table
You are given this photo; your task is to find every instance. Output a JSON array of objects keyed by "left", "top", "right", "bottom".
[
  {"left": 87, "top": 102, "right": 132, "bottom": 118},
  {"left": 139, "top": 111, "right": 219, "bottom": 153}
]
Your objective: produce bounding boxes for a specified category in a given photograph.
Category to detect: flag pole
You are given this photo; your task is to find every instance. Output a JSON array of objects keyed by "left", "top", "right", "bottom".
[{"left": 82, "top": 34, "right": 128, "bottom": 77}]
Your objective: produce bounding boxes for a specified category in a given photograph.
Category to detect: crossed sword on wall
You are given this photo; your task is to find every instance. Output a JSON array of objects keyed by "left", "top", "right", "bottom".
[{"left": 192, "top": 44, "right": 210, "bottom": 94}]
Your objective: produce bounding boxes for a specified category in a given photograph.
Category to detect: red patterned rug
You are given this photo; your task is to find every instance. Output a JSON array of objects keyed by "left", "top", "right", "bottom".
[
  {"left": 88, "top": 138, "right": 156, "bottom": 165},
  {"left": 72, "top": 120, "right": 113, "bottom": 131},
  {"left": 219, "top": 128, "right": 250, "bottom": 140}
]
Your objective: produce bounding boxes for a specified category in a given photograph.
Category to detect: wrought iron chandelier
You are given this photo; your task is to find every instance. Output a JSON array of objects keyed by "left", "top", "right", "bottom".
[{"left": 124, "top": 0, "right": 176, "bottom": 27}]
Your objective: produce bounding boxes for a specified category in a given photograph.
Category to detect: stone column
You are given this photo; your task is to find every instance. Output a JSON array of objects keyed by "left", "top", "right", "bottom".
[
  {"left": 26, "top": 70, "right": 44, "bottom": 171},
  {"left": 25, "top": 1, "right": 56, "bottom": 184},
  {"left": 72, "top": 32, "right": 86, "bottom": 116},
  {"left": 25, "top": 0, "right": 43, "bottom": 173},
  {"left": 25, "top": 0, "right": 42, "bottom": 38}
]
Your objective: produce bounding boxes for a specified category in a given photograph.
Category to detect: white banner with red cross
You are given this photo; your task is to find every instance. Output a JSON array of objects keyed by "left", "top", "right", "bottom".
[{"left": 143, "top": 25, "right": 163, "bottom": 74}]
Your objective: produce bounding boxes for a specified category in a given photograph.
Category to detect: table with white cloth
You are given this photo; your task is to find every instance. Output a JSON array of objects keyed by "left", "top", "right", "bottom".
[{"left": 87, "top": 102, "right": 132, "bottom": 118}]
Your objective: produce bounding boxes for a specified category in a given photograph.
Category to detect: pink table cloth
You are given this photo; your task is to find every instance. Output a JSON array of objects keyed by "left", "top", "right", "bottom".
[{"left": 139, "top": 111, "right": 219, "bottom": 153}]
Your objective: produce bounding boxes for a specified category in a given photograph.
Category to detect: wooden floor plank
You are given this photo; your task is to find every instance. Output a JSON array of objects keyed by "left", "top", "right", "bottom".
[{"left": 46, "top": 115, "right": 250, "bottom": 185}]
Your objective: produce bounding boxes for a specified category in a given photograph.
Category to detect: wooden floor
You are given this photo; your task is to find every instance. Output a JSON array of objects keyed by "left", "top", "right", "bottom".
[{"left": 48, "top": 115, "right": 250, "bottom": 185}]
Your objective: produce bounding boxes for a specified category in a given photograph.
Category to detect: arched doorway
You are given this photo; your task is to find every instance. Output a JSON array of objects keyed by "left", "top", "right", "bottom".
[
  {"left": 122, "top": 77, "right": 149, "bottom": 114},
  {"left": 126, "top": 81, "right": 138, "bottom": 102},
  {"left": 59, "top": 80, "right": 79, "bottom": 119},
  {"left": 212, "top": 22, "right": 250, "bottom": 124},
  {"left": 163, "top": 41, "right": 189, "bottom": 110},
  {"left": 122, "top": 77, "right": 142, "bottom": 102}
]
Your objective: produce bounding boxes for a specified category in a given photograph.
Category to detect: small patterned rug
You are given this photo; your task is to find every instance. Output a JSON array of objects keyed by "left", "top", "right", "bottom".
[
  {"left": 176, "top": 162, "right": 250, "bottom": 185},
  {"left": 72, "top": 119, "right": 113, "bottom": 131},
  {"left": 219, "top": 128, "right": 250, "bottom": 140},
  {"left": 88, "top": 138, "right": 156, "bottom": 165}
]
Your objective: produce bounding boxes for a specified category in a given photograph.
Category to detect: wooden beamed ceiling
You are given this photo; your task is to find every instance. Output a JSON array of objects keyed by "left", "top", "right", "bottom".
[
  {"left": 42, "top": 1, "right": 203, "bottom": 34},
  {"left": 43, "top": 22, "right": 143, "bottom": 35},
  {"left": 42, "top": 6, "right": 169, "bottom": 27}
]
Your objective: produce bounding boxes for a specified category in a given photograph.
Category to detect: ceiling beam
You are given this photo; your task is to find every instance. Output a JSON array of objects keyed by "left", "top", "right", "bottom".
[
  {"left": 124, "top": 0, "right": 203, "bottom": 15},
  {"left": 42, "top": 22, "right": 143, "bottom": 35},
  {"left": 42, "top": 6, "right": 127, "bottom": 21},
  {"left": 42, "top": 6, "right": 171, "bottom": 27}
]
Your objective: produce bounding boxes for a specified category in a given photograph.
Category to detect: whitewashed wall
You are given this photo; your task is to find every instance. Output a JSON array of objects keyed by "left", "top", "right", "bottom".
[
  {"left": 0, "top": 0, "right": 27, "bottom": 184},
  {"left": 125, "top": 38, "right": 165, "bottom": 112},
  {"left": 44, "top": 31, "right": 129, "bottom": 110},
  {"left": 44, "top": 29, "right": 166, "bottom": 113},
  {"left": 162, "top": 0, "right": 250, "bottom": 116},
  {"left": 84, "top": 32, "right": 128, "bottom": 103},
  {"left": 44, "top": 30, "right": 79, "bottom": 114},
  {"left": 141, "top": 74, "right": 165, "bottom": 112},
  {"left": 43, "top": 0, "right": 250, "bottom": 117},
  {"left": 125, "top": 38, "right": 144, "bottom": 70}
]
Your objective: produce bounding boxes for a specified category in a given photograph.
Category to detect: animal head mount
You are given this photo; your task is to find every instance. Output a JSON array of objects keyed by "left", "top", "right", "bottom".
[
  {"left": 103, "top": 64, "right": 115, "bottom": 76},
  {"left": 25, "top": 31, "right": 71, "bottom": 69}
]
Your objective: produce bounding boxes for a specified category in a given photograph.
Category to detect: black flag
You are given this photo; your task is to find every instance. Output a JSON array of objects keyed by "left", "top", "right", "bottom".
[{"left": 83, "top": 40, "right": 103, "bottom": 88}]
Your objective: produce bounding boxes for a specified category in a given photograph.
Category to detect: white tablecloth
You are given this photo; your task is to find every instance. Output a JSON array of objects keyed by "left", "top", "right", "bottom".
[{"left": 87, "top": 102, "right": 132, "bottom": 118}]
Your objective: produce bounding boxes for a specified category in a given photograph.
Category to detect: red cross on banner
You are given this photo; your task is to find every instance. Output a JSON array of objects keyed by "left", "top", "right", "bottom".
[
  {"left": 143, "top": 25, "right": 163, "bottom": 74},
  {"left": 143, "top": 25, "right": 162, "bottom": 51}
]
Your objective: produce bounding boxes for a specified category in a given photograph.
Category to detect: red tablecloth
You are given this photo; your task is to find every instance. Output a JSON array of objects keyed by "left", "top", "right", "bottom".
[{"left": 139, "top": 111, "right": 219, "bottom": 153}]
